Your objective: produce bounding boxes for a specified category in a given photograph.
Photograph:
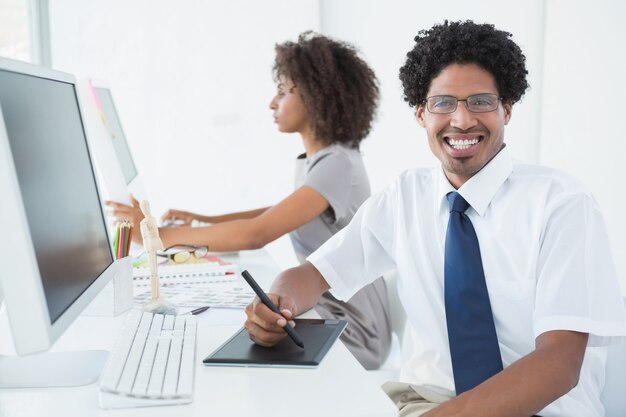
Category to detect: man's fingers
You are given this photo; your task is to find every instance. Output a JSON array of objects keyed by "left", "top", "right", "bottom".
[
  {"left": 245, "top": 299, "right": 288, "bottom": 331},
  {"left": 248, "top": 307, "right": 283, "bottom": 331},
  {"left": 244, "top": 319, "right": 288, "bottom": 347},
  {"left": 243, "top": 294, "right": 299, "bottom": 348},
  {"left": 280, "top": 308, "right": 295, "bottom": 319}
]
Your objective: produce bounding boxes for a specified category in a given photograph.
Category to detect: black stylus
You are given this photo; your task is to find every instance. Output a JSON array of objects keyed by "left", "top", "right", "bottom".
[{"left": 241, "top": 270, "right": 304, "bottom": 348}]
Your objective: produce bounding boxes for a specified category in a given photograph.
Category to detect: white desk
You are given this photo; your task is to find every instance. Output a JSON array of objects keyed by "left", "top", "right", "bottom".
[{"left": 0, "top": 249, "right": 397, "bottom": 417}]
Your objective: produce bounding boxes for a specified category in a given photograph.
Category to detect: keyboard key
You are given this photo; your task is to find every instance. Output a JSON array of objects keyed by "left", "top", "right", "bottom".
[
  {"left": 146, "top": 337, "right": 170, "bottom": 397},
  {"left": 99, "top": 310, "right": 196, "bottom": 407},
  {"left": 162, "top": 314, "right": 175, "bottom": 330},
  {"left": 149, "top": 314, "right": 164, "bottom": 335},
  {"left": 131, "top": 336, "right": 159, "bottom": 396},
  {"left": 162, "top": 335, "right": 183, "bottom": 397},
  {"left": 100, "top": 310, "right": 142, "bottom": 392}
]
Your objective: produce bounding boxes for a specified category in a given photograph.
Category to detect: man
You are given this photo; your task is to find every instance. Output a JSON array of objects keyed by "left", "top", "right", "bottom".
[{"left": 245, "top": 21, "right": 626, "bottom": 417}]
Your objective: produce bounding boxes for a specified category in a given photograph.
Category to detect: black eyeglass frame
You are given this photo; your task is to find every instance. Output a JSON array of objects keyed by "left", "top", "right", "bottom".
[
  {"left": 156, "top": 244, "right": 209, "bottom": 262},
  {"left": 422, "top": 93, "right": 503, "bottom": 114}
]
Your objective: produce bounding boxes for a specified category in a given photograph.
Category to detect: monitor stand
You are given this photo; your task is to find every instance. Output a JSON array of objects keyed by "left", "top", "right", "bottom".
[
  {"left": 0, "top": 291, "right": 108, "bottom": 388},
  {"left": 0, "top": 350, "right": 108, "bottom": 388}
]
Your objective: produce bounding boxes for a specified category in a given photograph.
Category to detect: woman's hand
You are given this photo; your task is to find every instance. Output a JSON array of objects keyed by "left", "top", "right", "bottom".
[
  {"left": 105, "top": 195, "right": 144, "bottom": 242},
  {"left": 160, "top": 209, "right": 198, "bottom": 226}
]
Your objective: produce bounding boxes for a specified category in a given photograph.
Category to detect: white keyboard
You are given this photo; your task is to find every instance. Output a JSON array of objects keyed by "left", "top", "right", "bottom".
[{"left": 99, "top": 309, "right": 197, "bottom": 409}]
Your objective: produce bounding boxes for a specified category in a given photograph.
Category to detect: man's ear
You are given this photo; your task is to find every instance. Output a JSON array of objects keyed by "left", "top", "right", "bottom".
[
  {"left": 416, "top": 105, "right": 426, "bottom": 128},
  {"left": 503, "top": 101, "right": 513, "bottom": 125}
]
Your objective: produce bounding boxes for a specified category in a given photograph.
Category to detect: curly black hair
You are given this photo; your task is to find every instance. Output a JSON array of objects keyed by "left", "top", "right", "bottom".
[
  {"left": 399, "top": 20, "right": 529, "bottom": 108},
  {"left": 274, "top": 31, "right": 379, "bottom": 149}
]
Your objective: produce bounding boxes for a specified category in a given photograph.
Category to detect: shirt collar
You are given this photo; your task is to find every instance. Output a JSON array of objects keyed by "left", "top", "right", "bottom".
[{"left": 435, "top": 146, "right": 513, "bottom": 216}]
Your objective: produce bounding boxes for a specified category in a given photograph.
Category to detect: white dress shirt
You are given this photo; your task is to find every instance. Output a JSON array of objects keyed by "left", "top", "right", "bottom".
[{"left": 308, "top": 147, "right": 626, "bottom": 417}]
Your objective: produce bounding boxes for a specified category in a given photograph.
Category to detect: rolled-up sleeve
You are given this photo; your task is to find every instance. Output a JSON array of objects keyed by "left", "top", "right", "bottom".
[{"left": 308, "top": 186, "right": 397, "bottom": 301}]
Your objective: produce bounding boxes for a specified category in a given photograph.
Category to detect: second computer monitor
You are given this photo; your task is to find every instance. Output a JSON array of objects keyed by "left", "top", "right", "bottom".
[
  {"left": 94, "top": 86, "right": 138, "bottom": 185},
  {"left": 79, "top": 81, "right": 147, "bottom": 205}
]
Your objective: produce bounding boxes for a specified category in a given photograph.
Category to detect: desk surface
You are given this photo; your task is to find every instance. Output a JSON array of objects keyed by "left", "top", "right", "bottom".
[{"left": 0, "top": 249, "right": 397, "bottom": 417}]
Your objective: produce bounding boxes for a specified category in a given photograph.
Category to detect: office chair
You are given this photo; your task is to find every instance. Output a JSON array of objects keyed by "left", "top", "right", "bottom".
[
  {"left": 368, "top": 269, "right": 405, "bottom": 385},
  {"left": 600, "top": 297, "right": 626, "bottom": 417}
]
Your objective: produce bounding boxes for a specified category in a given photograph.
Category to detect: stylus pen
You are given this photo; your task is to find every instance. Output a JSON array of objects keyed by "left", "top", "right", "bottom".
[
  {"left": 190, "top": 305, "right": 210, "bottom": 315},
  {"left": 241, "top": 270, "right": 304, "bottom": 348}
]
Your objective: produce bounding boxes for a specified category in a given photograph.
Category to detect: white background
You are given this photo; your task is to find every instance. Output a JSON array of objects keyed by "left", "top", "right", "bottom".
[{"left": 49, "top": 0, "right": 626, "bottom": 291}]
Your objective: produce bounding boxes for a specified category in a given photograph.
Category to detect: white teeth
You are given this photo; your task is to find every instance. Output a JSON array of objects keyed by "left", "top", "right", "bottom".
[{"left": 447, "top": 137, "right": 479, "bottom": 150}]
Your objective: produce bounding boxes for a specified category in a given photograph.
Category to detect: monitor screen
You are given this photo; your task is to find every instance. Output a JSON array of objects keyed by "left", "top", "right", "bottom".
[
  {"left": 0, "top": 69, "right": 113, "bottom": 324},
  {"left": 94, "top": 87, "right": 138, "bottom": 186}
]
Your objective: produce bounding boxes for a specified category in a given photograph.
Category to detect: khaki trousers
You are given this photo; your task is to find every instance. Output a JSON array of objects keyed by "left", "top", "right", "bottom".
[
  {"left": 382, "top": 382, "right": 442, "bottom": 416},
  {"left": 383, "top": 382, "right": 543, "bottom": 417}
]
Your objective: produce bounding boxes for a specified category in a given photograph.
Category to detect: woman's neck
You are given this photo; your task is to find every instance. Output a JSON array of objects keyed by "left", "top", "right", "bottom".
[{"left": 300, "top": 130, "right": 329, "bottom": 158}]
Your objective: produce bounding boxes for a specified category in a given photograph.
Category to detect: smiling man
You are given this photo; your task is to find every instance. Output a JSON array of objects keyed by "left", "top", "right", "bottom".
[
  {"left": 244, "top": 21, "right": 626, "bottom": 417},
  {"left": 415, "top": 63, "right": 511, "bottom": 189}
]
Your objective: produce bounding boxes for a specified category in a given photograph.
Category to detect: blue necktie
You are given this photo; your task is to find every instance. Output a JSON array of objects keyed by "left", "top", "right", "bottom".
[{"left": 444, "top": 192, "right": 503, "bottom": 394}]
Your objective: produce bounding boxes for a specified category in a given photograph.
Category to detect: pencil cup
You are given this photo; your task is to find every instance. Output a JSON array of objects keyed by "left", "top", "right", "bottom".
[{"left": 83, "top": 256, "right": 133, "bottom": 316}]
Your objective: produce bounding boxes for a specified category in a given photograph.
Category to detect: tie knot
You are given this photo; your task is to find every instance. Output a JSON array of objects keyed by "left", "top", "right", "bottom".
[{"left": 447, "top": 192, "right": 470, "bottom": 213}]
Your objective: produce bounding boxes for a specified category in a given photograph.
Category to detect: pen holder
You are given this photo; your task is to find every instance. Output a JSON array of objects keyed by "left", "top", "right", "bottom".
[{"left": 83, "top": 256, "right": 133, "bottom": 317}]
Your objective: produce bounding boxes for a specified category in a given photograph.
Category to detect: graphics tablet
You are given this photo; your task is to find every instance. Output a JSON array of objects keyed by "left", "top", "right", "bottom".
[{"left": 203, "top": 318, "right": 347, "bottom": 368}]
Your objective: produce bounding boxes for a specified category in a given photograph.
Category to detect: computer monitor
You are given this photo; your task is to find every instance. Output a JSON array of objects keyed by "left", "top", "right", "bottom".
[
  {"left": 77, "top": 80, "right": 147, "bottom": 205},
  {"left": 0, "top": 57, "right": 120, "bottom": 387}
]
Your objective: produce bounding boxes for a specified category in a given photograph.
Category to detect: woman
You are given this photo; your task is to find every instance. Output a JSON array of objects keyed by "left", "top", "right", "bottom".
[{"left": 108, "top": 31, "right": 391, "bottom": 369}]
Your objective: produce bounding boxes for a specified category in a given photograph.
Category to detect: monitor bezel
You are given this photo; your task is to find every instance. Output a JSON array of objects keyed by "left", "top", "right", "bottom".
[
  {"left": 89, "top": 81, "right": 139, "bottom": 186},
  {"left": 0, "top": 57, "right": 117, "bottom": 355}
]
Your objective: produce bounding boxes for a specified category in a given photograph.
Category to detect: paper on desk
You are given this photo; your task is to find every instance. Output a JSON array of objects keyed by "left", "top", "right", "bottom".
[
  {"left": 132, "top": 251, "right": 252, "bottom": 310},
  {"left": 132, "top": 265, "right": 237, "bottom": 283},
  {"left": 133, "top": 280, "right": 255, "bottom": 310}
]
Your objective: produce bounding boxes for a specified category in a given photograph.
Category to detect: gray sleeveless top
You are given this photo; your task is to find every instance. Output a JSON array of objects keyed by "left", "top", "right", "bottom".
[
  {"left": 289, "top": 143, "right": 370, "bottom": 262},
  {"left": 288, "top": 143, "right": 391, "bottom": 370}
]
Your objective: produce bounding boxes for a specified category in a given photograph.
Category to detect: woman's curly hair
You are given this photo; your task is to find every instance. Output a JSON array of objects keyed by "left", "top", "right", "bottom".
[
  {"left": 274, "top": 31, "right": 379, "bottom": 149},
  {"left": 399, "top": 20, "right": 529, "bottom": 108}
]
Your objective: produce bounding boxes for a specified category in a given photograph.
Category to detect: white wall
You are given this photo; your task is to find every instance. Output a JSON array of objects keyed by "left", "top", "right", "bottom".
[
  {"left": 320, "top": 0, "right": 626, "bottom": 292},
  {"left": 49, "top": 0, "right": 319, "bottom": 268},
  {"left": 541, "top": 0, "right": 626, "bottom": 292}
]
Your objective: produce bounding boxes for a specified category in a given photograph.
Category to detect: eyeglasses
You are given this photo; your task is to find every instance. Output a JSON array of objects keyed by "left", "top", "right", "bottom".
[
  {"left": 156, "top": 245, "right": 208, "bottom": 263},
  {"left": 423, "top": 93, "right": 501, "bottom": 114}
]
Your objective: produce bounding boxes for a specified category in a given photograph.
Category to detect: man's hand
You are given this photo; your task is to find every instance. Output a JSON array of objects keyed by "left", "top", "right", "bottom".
[{"left": 244, "top": 293, "right": 298, "bottom": 347}]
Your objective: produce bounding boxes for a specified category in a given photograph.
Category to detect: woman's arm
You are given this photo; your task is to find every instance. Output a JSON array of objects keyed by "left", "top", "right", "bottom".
[
  {"left": 108, "top": 186, "right": 330, "bottom": 251},
  {"left": 160, "top": 207, "right": 271, "bottom": 225},
  {"left": 158, "top": 186, "right": 328, "bottom": 250}
]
